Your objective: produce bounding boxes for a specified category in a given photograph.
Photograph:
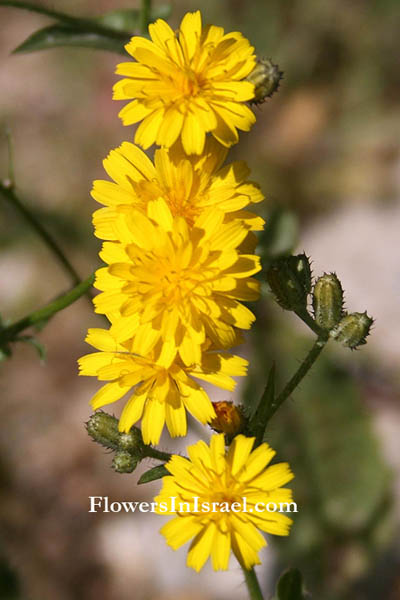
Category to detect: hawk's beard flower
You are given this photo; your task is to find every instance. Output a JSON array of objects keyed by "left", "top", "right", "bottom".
[
  {"left": 155, "top": 434, "right": 294, "bottom": 571},
  {"left": 113, "top": 11, "right": 256, "bottom": 154},
  {"left": 78, "top": 329, "right": 248, "bottom": 444},
  {"left": 93, "top": 200, "right": 261, "bottom": 365},
  {"left": 92, "top": 137, "right": 264, "bottom": 239},
  {"left": 78, "top": 329, "right": 248, "bottom": 445}
]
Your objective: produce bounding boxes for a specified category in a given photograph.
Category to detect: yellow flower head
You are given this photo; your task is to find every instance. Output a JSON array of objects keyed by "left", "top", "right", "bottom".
[
  {"left": 78, "top": 329, "right": 248, "bottom": 445},
  {"left": 93, "top": 200, "right": 261, "bottom": 364},
  {"left": 155, "top": 434, "right": 294, "bottom": 571},
  {"left": 113, "top": 11, "right": 256, "bottom": 154},
  {"left": 92, "top": 137, "right": 264, "bottom": 239}
]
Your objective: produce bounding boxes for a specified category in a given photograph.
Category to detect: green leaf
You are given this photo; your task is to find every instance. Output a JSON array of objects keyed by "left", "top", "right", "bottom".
[
  {"left": 2, "top": 1, "right": 173, "bottom": 55},
  {"left": 275, "top": 568, "right": 306, "bottom": 600},
  {"left": 249, "top": 363, "right": 276, "bottom": 445},
  {"left": 138, "top": 464, "right": 169, "bottom": 484},
  {"left": 13, "top": 24, "right": 130, "bottom": 55},
  {"left": 97, "top": 5, "right": 172, "bottom": 32}
]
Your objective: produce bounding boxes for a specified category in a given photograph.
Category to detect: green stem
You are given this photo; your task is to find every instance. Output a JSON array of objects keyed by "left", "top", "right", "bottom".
[
  {"left": 264, "top": 337, "right": 328, "bottom": 424},
  {"left": 242, "top": 567, "right": 264, "bottom": 600},
  {"left": 0, "top": 273, "right": 94, "bottom": 344},
  {"left": 0, "top": 181, "right": 82, "bottom": 287},
  {"left": 295, "top": 308, "right": 324, "bottom": 337},
  {"left": 145, "top": 446, "right": 171, "bottom": 462},
  {"left": 140, "top": 0, "right": 151, "bottom": 33}
]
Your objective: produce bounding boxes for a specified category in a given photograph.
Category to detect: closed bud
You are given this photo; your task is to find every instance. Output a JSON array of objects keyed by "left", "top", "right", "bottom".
[
  {"left": 330, "top": 311, "right": 373, "bottom": 349},
  {"left": 266, "top": 254, "right": 312, "bottom": 311},
  {"left": 86, "top": 411, "right": 120, "bottom": 450},
  {"left": 247, "top": 58, "right": 283, "bottom": 104},
  {"left": 118, "top": 428, "right": 144, "bottom": 454},
  {"left": 312, "top": 273, "right": 344, "bottom": 330},
  {"left": 210, "top": 401, "right": 245, "bottom": 437},
  {"left": 112, "top": 451, "right": 139, "bottom": 474}
]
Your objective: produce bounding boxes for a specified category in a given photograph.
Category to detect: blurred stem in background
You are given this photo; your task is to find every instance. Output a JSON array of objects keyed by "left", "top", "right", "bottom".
[
  {"left": 140, "top": 0, "right": 152, "bottom": 33},
  {"left": 0, "top": 180, "right": 82, "bottom": 288},
  {"left": 0, "top": 273, "right": 95, "bottom": 349}
]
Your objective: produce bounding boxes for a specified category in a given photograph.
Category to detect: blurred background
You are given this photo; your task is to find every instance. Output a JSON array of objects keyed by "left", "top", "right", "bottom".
[{"left": 0, "top": 0, "right": 399, "bottom": 598}]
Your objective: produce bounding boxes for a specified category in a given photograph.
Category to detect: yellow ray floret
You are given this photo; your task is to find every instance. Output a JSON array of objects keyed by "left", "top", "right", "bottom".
[
  {"left": 155, "top": 434, "right": 294, "bottom": 571},
  {"left": 93, "top": 200, "right": 261, "bottom": 364},
  {"left": 113, "top": 11, "right": 256, "bottom": 154},
  {"left": 92, "top": 137, "right": 264, "bottom": 238},
  {"left": 78, "top": 328, "right": 248, "bottom": 445}
]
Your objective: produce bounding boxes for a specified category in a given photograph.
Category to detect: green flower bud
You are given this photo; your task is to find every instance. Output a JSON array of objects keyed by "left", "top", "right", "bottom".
[
  {"left": 266, "top": 254, "right": 312, "bottom": 311},
  {"left": 112, "top": 451, "right": 139, "bottom": 474},
  {"left": 86, "top": 411, "right": 120, "bottom": 450},
  {"left": 247, "top": 58, "right": 283, "bottom": 104},
  {"left": 118, "top": 428, "right": 144, "bottom": 454},
  {"left": 312, "top": 273, "right": 344, "bottom": 330},
  {"left": 330, "top": 311, "right": 373, "bottom": 349}
]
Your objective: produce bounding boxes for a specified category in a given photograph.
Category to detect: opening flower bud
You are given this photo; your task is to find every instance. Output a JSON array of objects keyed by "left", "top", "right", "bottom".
[
  {"left": 210, "top": 401, "right": 244, "bottom": 437},
  {"left": 312, "top": 273, "right": 344, "bottom": 330},
  {"left": 330, "top": 311, "right": 373, "bottom": 349}
]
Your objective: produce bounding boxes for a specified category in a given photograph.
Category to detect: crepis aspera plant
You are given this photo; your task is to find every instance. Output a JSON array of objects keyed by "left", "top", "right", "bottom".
[{"left": 0, "top": 2, "right": 374, "bottom": 598}]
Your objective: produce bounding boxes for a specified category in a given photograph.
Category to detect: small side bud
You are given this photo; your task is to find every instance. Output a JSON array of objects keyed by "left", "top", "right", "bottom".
[
  {"left": 312, "top": 273, "right": 344, "bottom": 330},
  {"left": 86, "top": 411, "right": 120, "bottom": 450},
  {"left": 266, "top": 254, "right": 312, "bottom": 311},
  {"left": 330, "top": 311, "right": 373, "bottom": 349},
  {"left": 210, "top": 401, "right": 245, "bottom": 437},
  {"left": 112, "top": 451, "right": 139, "bottom": 474},
  {"left": 247, "top": 58, "right": 283, "bottom": 104}
]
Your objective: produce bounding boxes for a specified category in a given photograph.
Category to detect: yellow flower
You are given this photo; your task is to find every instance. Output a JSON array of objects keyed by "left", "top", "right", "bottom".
[
  {"left": 93, "top": 200, "right": 261, "bottom": 364},
  {"left": 78, "top": 329, "right": 248, "bottom": 445},
  {"left": 113, "top": 11, "right": 256, "bottom": 154},
  {"left": 92, "top": 137, "right": 264, "bottom": 239},
  {"left": 155, "top": 434, "right": 294, "bottom": 571}
]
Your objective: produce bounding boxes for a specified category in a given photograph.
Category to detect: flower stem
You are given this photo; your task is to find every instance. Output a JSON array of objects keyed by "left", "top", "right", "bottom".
[
  {"left": 0, "top": 273, "right": 95, "bottom": 344},
  {"left": 264, "top": 336, "right": 328, "bottom": 424},
  {"left": 140, "top": 0, "right": 151, "bottom": 33},
  {"left": 0, "top": 181, "right": 82, "bottom": 287},
  {"left": 242, "top": 567, "right": 264, "bottom": 600},
  {"left": 145, "top": 446, "right": 172, "bottom": 462}
]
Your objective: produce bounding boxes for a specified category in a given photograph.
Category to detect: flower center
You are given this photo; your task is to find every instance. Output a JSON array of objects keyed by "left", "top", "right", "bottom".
[
  {"left": 160, "top": 266, "right": 199, "bottom": 303},
  {"left": 177, "top": 67, "right": 203, "bottom": 99}
]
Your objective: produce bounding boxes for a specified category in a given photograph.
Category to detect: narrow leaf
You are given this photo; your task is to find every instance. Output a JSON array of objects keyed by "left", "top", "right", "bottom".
[
  {"left": 249, "top": 364, "right": 276, "bottom": 445},
  {"left": 276, "top": 568, "right": 305, "bottom": 600},
  {"left": 13, "top": 24, "right": 130, "bottom": 55},
  {"left": 138, "top": 464, "right": 169, "bottom": 484}
]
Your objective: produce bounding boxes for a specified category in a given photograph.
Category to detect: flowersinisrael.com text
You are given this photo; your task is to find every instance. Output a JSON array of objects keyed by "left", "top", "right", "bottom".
[{"left": 88, "top": 496, "right": 298, "bottom": 514}]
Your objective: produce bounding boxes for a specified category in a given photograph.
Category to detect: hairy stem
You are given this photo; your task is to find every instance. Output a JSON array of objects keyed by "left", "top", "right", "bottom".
[
  {"left": 145, "top": 446, "right": 172, "bottom": 462},
  {"left": 242, "top": 567, "right": 264, "bottom": 600},
  {"left": 264, "top": 337, "right": 328, "bottom": 425},
  {"left": 295, "top": 308, "right": 325, "bottom": 337},
  {"left": 0, "top": 273, "right": 95, "bottom": 344}
]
